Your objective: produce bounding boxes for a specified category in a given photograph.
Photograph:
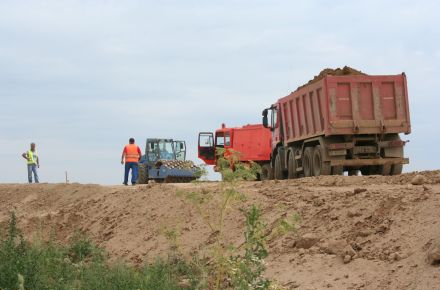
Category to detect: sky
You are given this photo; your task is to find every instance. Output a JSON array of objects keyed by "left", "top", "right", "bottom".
[{"left": 0, "top": 0, "right": 439, "bottom": 184}]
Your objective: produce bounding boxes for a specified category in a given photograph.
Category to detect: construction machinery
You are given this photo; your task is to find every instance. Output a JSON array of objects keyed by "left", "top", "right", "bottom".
[
  {"left": 262, "top": 67, "right": 411, "bottom": 179},
  {"left": 198, "top": 123, "right": 273, "bottom": 180},
  {"left": 137, "top": 138, "right": 199, "bottom": 183}
]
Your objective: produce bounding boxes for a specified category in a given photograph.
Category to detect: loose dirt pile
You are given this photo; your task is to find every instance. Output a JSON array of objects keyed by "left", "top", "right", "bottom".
[
  {"left": 297, "top": 66, "right": 366, "bottom": 91},
  {"left": 1, "top": 171, "right": 440, "bottom": 290}
]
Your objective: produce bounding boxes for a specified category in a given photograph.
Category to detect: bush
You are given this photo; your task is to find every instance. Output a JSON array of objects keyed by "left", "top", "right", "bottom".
[
  {"left": 0, "top": 212, "right": 199, "bottom": 290},
  {"left": 68, "top": 230, "right": 103, "bottom": 263},
  {"left": 228, "top": 205, "right": 270, "bottom": 290},
  {"left": 177, "top": 149, "right": 300, "bottom": 290}
]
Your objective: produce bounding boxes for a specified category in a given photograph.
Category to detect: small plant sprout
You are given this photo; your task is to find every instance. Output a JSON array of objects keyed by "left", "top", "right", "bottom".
[{"left": 176, "top": 148, "right": 301, "bottom": 289}]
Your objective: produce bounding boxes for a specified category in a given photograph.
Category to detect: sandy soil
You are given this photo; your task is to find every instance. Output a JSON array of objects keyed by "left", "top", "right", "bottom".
[
  {"left": 297, "top": 66, "right": 366, "bottom": 90},
  {"left": 1, "top": 171, "right": 440, "bottom": 290}
]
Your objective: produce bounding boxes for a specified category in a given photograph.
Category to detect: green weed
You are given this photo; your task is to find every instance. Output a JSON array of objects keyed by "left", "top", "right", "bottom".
[
  {"left": 177, "top": 149, "right": 299, "bottom": 289},
  {"left": 0, "top": 212, "right": 199, "bottom": 290}
]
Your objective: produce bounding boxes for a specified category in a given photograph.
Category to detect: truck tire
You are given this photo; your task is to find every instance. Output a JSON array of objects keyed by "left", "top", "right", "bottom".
[
  {"left": 383, "top": 134, "right": 404, "bottom": 175},
  {"left": 261, "top": 164, "right": 273, "bottom": 180},
  {"left": 137, "top": 164, "right": 149, "bottom": 184},
  {"left": 274, "top": 154, "right": 285, "bottom": 180},
  {"left": 387, "top": 135, "right": 404, "bottom": 175},
  {"left": 378, "top": 164, "right": 391, "bottom": 176},
  {"left": 287, "top": 151, "right": 297, "bottom": 179},
  {"left": 268, "top": 165, "right": 274, "bottom": 180},
  {"left": 390, "top": 164, "right": 403, "bottom": 175},
  {"left": 312, "top": 145, "right": 331, "bottom": 176},
  {"left": 302, "top": 147, "right": 313, "bottom": 177}
]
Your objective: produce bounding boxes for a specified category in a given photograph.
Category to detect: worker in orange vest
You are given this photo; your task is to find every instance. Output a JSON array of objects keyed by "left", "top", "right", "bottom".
[{"left": 121, "top": 138, "right": 142, "bottom": 185}]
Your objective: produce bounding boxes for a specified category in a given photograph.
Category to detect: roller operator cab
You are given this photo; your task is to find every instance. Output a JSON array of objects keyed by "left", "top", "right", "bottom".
[
  {"left": 198, "top": 124, "right": 273, "bottom": 179},
  {"left": 137, "top": 138, "right": 199, "bottom": 183},
  {"left": 262, "top": 71, "right": 411, "bottom": 179}
]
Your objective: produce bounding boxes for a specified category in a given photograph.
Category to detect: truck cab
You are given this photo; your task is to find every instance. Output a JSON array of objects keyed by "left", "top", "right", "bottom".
[
  {"left": 198, "top": 124, "right": 232, "bottom": 165},
  {"left": 198, "top": 123, "right": 272, "bottom": 177}
]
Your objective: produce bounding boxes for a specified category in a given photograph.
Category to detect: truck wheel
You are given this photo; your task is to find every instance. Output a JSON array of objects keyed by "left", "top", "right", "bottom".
[
  {"left": 312, "top": 145, "right": 331, "bottom": 176},
  {"left": 390, "top": 164, "right": 403, "bottom": 175},
  {"left": 378, "top": 164, "right": 392, "bottom": 176},
  {"left": 274, "top": 154, "right": 285, "bottom": 180},
  {"left": 287, "top": 151, "right": 297, "bottom": 179},
  {"left": 267, "top": 165, "right": 274, "bottom": 180},
  {"left": 137, "top": 164, "right": 149, "bottom": 184},
  {"left": 261, "top": 164, "right": 273, "bottom": 180},
  {"left": 256, "top": 173, "right": 261, "bottom": 181},
  {"left": 302, "top": 147, "right": 313, "bottom": 177}
]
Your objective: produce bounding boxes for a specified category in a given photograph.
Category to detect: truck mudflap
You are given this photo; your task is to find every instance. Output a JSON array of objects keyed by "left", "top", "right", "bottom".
[{"left": 330, "top": 158, "right": 409, "bottom": 167}]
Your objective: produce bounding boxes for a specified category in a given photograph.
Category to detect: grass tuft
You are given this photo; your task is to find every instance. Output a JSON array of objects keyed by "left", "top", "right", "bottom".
[{"left": 0, "top": 212, "right": 199, "bottom": 290}]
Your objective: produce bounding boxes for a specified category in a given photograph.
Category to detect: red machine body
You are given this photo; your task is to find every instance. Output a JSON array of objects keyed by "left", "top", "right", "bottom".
[{"left": 198, "top": 123, "right": 271, "bottom": 168}]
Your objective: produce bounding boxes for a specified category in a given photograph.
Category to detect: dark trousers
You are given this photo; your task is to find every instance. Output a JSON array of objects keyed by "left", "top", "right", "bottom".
[{"left": 124, "top": 162, "right": 138, "bottom": 185}]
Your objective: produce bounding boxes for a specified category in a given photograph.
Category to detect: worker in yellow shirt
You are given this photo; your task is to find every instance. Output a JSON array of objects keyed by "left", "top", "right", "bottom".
[{"left": 22, "top": 142, "right": 39, "bottom": 183}]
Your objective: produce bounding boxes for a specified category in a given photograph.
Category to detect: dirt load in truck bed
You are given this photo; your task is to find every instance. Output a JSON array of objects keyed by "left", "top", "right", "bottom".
[
  {"left": 297, "top": 66, "right": 366, "bottom": 90},
  {"left": 1, "top": 170, "right": 440, "bottom": 290}
]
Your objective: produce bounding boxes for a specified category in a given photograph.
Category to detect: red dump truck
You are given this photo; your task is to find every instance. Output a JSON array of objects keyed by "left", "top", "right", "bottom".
[
  {"left": 198, "top": 124, "right": 272, "bottom": 178},
  {"left": 262, "top": 69, "right": 411, "bottom": 179}
]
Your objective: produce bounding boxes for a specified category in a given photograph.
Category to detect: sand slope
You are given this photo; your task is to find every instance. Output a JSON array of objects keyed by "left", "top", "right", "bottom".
[{"left": 1, "top": 171, "right": 440, "bottom": 290}]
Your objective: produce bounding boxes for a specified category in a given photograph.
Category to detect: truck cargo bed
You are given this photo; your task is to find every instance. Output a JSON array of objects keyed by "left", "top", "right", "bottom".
[{"left": 278, "top": 74, "right": 411, "bottom": 143}]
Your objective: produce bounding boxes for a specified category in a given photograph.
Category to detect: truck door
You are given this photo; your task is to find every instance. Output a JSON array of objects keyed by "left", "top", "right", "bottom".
[
  {"left": 174, "top": 140, "right": 186, "bottom": 161},
  {"left": 263, "top": 105, "right": 281, "bottom": 148},
  {"left": 198, "top": 132, "right": 215, "bottom": 165}
]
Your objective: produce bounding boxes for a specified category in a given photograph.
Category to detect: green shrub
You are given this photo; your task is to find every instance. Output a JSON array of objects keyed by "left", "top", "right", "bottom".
[
  {"left": 177, "top": 149, "right": 299, "bottom": 290},
  {"left": 68, "top": 230, "right": 103, "bottom": 263},
  {"left": 228, "top": 205, "right": 270, "bottom": 290},
  {"left": 0, "top": 212, "right": 199, "bottom": 290}
]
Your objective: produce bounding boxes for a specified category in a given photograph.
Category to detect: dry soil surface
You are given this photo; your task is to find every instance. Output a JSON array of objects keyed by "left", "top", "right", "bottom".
[
  {"left": 297, "top": 66, "right": 366, "bottom": 91},
  {"left": 1, "top": 171, "right": 440, "bottom": 290}
]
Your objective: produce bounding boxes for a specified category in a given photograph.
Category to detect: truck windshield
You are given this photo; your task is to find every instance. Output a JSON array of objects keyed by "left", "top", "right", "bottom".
[
  {"left": 147, "top": 140, "right": 175, "bottom": 162},
  {"left": 216, "top": 132, "right": 225, "bottom": 147},
  {"left": 158, "top": 140, "right": 175, "bottom": 160},
  {"left": 225, "top": 132, "right": 231, "bottom": 146}
]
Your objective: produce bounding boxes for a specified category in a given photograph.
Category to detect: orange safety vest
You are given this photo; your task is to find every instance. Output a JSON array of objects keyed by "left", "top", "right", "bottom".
[{"left": 124, "top": 144, "right": 140, "bottom": 162}]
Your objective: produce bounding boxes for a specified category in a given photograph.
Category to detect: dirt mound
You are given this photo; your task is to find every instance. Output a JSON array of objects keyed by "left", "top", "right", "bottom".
[
  {"left": 1, "top": 170, "right": 440, "bottom": 290},
  {"left": 297, "top": 66, "right": 367, "bottom": 91}
]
